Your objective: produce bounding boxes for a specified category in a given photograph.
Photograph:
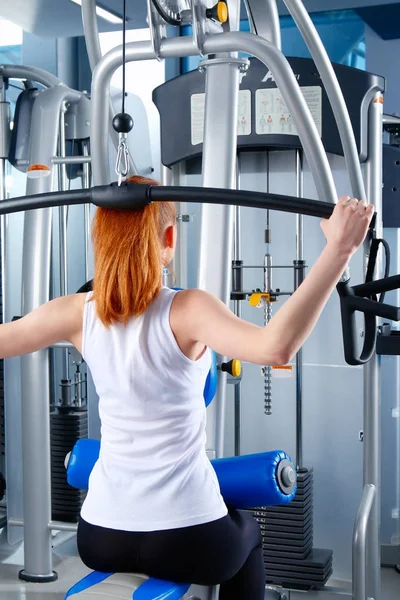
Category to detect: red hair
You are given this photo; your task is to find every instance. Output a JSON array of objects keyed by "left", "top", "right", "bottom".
[{"left": 92, "top": 175, "right": 176, "bottom": 326}]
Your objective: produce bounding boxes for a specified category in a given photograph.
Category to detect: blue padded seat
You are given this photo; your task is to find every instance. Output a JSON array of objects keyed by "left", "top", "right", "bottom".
[
  {"left": 65, "top": 571, "right": 190, "bottom": 599},
  {"left": 65, "top": 441, "right": 296, "bottom": 600}
]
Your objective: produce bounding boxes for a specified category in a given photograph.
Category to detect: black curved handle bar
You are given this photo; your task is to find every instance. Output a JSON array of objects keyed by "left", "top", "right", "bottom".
[
  {"left": 0, "top": 182, "right": 383, "bottom": 367},
  {"left": 337, "top": 274, "right": 400, "bottom": 366},
  {"left": 0, "top": 183, "right": 377, "bottom": 230}
]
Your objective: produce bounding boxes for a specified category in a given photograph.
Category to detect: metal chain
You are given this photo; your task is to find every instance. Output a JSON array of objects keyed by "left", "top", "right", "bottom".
[{"left": 264, "top": 300, "right": 273, "bottom": 415}]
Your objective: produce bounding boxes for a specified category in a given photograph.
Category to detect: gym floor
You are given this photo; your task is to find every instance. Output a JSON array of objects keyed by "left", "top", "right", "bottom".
[{"left": 0, "top": 534, "right": 398, "bottom": 599}]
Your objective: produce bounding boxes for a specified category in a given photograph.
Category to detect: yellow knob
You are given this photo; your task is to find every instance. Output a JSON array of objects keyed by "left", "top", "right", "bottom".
[
  {"left": 221, "top": 359, "right": 242, "bottom": 378},
  {"left": 217, "top": 2, "right": 228, "bottom": 23},
  {"left": 231, "top": 359, "right": 242, "bottom": 377}
]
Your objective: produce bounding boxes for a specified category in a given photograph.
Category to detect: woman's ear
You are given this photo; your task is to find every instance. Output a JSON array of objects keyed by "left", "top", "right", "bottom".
[{"left": 164, "top": 224, "right": 176, "bottom": 249}]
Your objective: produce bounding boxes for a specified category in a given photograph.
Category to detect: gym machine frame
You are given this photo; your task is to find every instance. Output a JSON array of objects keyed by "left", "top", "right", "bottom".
[
  {"left": 82, "top": 7, "right": 386, "bottom": 599},
  {"left": 2, "top": 4, "right": 387, "bottom": 600}
]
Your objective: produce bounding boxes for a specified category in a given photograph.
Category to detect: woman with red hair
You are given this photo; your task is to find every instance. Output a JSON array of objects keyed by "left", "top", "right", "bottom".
[{"left": 0, "top": 176, "right": 373, "bottom": 599}]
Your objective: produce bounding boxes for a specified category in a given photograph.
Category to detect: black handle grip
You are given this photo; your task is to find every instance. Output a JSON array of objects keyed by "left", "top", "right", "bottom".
[
  {"left": 337, "top": 281, "right": 377, "bottom": 366},
  {"left": 345, "top": 295, "right": 400, "bottom": 321},
  {"left": 353, "top": 273, "right": 400, "bottom": 298},
  {"left": 91, "top": 183, "right": 152, "bottom": 210}
]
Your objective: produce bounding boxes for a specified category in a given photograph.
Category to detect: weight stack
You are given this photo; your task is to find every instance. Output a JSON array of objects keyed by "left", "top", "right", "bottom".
[
  {"left": 50, "top": 410, "right": 88, "bottom": 523},
  {"left": 248, "top": 469, "right": 333, "bottom": 590}
]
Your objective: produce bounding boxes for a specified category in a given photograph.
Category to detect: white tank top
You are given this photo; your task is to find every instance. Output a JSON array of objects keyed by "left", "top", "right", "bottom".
[{"left": 80, "top": 287, "right": 227, "bottom": 531}]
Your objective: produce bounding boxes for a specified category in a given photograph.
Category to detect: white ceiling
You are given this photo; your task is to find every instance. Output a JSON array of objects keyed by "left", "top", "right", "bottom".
[{"left": 0, "top": 0, "right": 398, "bottom": 39}]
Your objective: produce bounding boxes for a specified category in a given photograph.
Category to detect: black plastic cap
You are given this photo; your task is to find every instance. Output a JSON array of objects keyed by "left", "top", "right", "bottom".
[{"left": 112, "top": 112, "right": 134, "bottom": 134}]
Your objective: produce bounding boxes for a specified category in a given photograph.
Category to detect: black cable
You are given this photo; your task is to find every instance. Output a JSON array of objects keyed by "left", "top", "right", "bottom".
[
  {"left": 382, "top": 238, "right": 391, "bottom": 280},
  {"left": 122, "top": 0, "right": 127, "bottom": 116},
  {"left": 379, "top": 238, "right": 391, "bottom": 304},
  {"left": 8, "top": 83, "right": 24, "bottom": 92},
  {"left": 365, "top": 237, "right": 391, "bottom": 304}
]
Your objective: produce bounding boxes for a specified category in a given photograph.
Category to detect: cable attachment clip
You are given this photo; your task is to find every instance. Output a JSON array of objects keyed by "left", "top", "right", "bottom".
[
  {"left": 113, "top": 112, "right": 134, "bottom": 186},
  {"left": 115, "top": 134, "right": 130, "bottom": 186}
]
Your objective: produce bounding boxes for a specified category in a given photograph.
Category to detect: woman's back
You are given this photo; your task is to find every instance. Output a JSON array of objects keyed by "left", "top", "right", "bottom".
[{"left": 81, "top": 287, "right": 227, "bottom": 531}]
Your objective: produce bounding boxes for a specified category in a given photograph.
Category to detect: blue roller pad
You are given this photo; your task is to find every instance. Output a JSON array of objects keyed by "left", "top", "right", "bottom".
[
  {"left": 67, "top": 440, "right": 296, "bottom": 506},
  {"left": 212, "top": 450, "right": 296, "bottom": 507},
  {"left": 133, "top": 579, "right": 190, "bottom": 599},
  {"left": 66, "top": 438, "right": 100, "bottom": 491},
  {"left": 203, "top": 350, "right": 218, "bottom": 407}
]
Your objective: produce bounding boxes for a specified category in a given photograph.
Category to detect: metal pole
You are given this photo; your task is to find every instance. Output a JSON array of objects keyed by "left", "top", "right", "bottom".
[
  {"left": 0, "top": 78, "right": 9, "bottom": 327},
  {"left": 0, "top": 64, "right": 61, "bottom": 88},
  {"left": 91, "top": 33, "right": 338, "bottom": 206},
  {"left": 264, "top": 152, "right": 273, "bottom": 417},
  {"left": 9, "top": 518, "right": 78, "bottom": 533},
  {"left": 58, "top": 104, "right": 69, "bottom": 380},
  {"left": 296, "top": 152, "right": 304, "bottom": 262},
  {"left": 233, "top": 161, "right": 242, "bottom": 457},
  {"left": 295, "top": 149, "right": 305, "bottom": 470},
  {"left": 82, "top": 141, "right": 91, "bottom": 283},
  {"left": 0, "top": 159, "right": 6, "bottom": 325},
  {"left": 282, "top": 0, "right": 367, "bottom": 202},
  {"left": 243, "top": 0, "right": 282, "bottom": 49},
  {"left": 234, "top": 295, "right": 242, "bottom": 457},
  {"left": 52, "top": 156, "right": 91, "bottom": 165},
  {"left": 80, "top": 0, "right": 104, "bottom": 72},
  {"left": 352, "top": 484, "right": 376, "bottom": 600},
  {"left": 198, "top": 57, "right": 245, "bottom": 458},
  {"left": 19, "top": 85, "right": 81, "bottom": 583},
  {"left": 362, "top": 92, "right": 383, "bottom": 600}
]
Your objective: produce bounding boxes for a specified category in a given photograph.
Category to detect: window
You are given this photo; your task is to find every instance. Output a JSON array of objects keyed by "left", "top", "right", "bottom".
[{"left": 0, "top": 17, "right": 22, "bottom": 65}]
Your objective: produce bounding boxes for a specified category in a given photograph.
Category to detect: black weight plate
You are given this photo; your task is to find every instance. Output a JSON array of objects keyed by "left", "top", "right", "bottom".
[
  {"left": 266, "top": 500, "right": 313, "bottom": 515},
  {"left": 259, "top": 522, "right": 313, "bottom": 535},
  {"left": 265, "top": 559, "right": 332, "bottom": 576},
  {"left": 263, "top": 524, "right": 313, "bottom": 540},
  {"left": 261, "top": 511, "right": 312, "bottom": 524},
  {"left": 266, "top": 564, "right": 332, "bottom": 581},
  {"left": 263, "top": 543, "right": 312, "bottom": 560},
  {"left": 50, "top": 412, "right": 88, "bottom": 419},
  {"left": 265, "top": 568, "right": 332, "bottom": 590},
  {"left": 266, "top": 548, "right": 333, "bottom": 568},
  {"left": 51, "top": 424, "right": 88, "bottom": 433},
  {"left": 50, "top": 435, "right": 86, "bottom": 442},
  {"left": 263, "top": 531, "right": 313, "bottom": 549}
]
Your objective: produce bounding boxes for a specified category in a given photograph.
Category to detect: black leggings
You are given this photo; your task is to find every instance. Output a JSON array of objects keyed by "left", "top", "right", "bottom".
[{"left": 77, "top": 509, "right": 265, "bottom": 600}]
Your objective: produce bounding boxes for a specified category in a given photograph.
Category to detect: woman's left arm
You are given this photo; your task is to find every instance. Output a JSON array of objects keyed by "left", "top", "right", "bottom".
[{"left": 0, "top": 294, "right": 85, "bottom": 359}]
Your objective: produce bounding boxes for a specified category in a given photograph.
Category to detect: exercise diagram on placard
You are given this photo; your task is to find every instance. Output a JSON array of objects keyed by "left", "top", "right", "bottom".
[{"left": 255, "top": 86, "right": 322, "bottom": 137}]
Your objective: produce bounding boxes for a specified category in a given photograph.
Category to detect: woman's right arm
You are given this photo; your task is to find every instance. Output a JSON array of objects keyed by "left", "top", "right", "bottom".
[{"left": 171, "top": 197, "right": 374, "bottom": 366}]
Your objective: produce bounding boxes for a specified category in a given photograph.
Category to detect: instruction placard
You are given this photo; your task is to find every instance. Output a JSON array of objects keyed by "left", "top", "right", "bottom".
[
  {"left": 255, "top": 86, "right": 322, "bottom": 137},
  {"left": 190, "top": 90, "right": 252, "bottom": 146}
]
